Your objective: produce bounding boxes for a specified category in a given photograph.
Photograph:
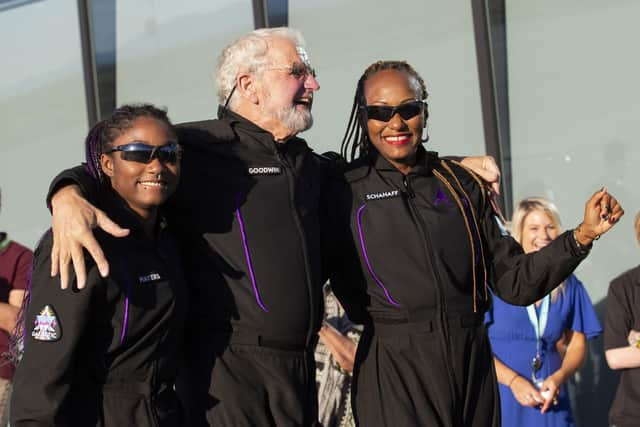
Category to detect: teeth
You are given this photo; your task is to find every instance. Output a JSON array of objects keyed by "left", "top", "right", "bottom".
[
  {"left": 385, "top": 135, "right": 408, "bottom": 142},
  {"left": 139, "top": 181, "right": 165, "bottom": 187}
]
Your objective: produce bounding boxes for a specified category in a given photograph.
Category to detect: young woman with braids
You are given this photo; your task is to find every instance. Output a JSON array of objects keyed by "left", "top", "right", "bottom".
[
  {"left": 11, "top": 104, "right": 187, "bottom": 426},
  {"left": 325, "top": 60, "right": 624, "bottom": 426}
]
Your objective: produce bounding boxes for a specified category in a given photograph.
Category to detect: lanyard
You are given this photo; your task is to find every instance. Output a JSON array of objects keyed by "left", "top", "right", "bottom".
[{"left": 526, "top": 294, "right": 550, "bottom": 357}]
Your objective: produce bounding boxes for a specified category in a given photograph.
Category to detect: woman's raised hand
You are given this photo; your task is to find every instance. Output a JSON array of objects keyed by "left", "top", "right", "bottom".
[{"left": 574, "top": 188, "right": 624, "bottom": 246}]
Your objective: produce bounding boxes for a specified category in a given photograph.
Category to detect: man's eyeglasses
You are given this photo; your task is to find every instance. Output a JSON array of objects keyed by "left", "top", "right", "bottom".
[
  {"left": 364, "top": 101, "right": 427, "bottom": 122},
  {"left": 266, "top": 62, "right": 316, "bottom": 80},
  {"left": 105, "top": 142, "right": 181, "bottom": 164}
]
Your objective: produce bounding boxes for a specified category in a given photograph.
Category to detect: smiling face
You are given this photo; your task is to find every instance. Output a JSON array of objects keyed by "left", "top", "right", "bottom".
[
  {"left": 520, "top": 209, "right": 559, "bottom": 254},
  {"left": 255, "top": 36, "right": 320, "bottom": 136},
  {"left": 363, "top": 69, "right": 425, "bottom": 173},
  {"left": 100, "top": 117, "right": 180, "bottom": 219}
]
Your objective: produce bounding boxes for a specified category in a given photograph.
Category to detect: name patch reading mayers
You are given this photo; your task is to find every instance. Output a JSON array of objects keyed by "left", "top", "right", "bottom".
[
  {"left": 139, "top": 273, "right": 162, "bottom": 283},
  {"left": 365, "top": 190, "right": 400, "bottom": 201},
  {"left": 247, "top": 166, "right": 282, "bottom": 176}
]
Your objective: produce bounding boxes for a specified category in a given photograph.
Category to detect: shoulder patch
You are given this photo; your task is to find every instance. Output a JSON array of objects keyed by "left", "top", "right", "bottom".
[{"left": 32, "top": 305, "right": 61, "bottom": 342}]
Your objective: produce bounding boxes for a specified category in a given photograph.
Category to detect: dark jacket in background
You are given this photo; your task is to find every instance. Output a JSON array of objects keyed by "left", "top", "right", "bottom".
[{"left": 604, "top": 265, "right": 640, "bottom": 427}]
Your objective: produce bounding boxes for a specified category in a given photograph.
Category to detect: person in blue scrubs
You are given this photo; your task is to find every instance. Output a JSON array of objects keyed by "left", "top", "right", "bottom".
[{"left": 485, "top": 197, "right": 602, "bottom": 427}]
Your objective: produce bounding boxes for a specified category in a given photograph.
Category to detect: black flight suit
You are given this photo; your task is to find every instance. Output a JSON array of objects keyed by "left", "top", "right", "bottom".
[
  {"left": 325, "top": 148, "right": 590, "bottom": 427},
  {"left": 46, "top": 109, "right": 326, "bottom": 426},
  {"left": 11, "top": 190, "right": 188, "bottom": 427}
]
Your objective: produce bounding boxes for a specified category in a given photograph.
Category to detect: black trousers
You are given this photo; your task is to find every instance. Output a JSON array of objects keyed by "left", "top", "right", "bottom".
[
  {"left": 179, "top": 336, "right": 318, "bottom": 427},
  {"left": 352, "top": 316, "right": 500, "bottom": 427}
]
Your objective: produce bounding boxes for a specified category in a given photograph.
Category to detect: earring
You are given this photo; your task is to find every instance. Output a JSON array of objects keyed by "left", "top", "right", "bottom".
[{"left": 421, "top": 126, "right": 429, "bottom": 143}]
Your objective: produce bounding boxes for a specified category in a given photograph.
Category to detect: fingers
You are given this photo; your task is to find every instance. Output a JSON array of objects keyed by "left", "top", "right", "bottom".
[
  {"left": 96, "top": 210, "right": 130, "bottom": 238},
  {"left": 607, "top": 195, "right": 624, "bottom": 224},
  {"left": 490, "top": 181, "right": 501, "bottom": 196},
  {"left": 70, "top": 243, "right": 87, "bottom": 289},
  {"left": 540, "top": 380, "right": 560, "bottom": 413},
  {"left": 519, "top": 391, "right": 543, "bottom": 407},
  {"left": 481, "top": 156, "right": 501, "bottom": 196},
  {"left": 459, "top": 156, "right": 501, "bottom": 195},
  {"left": 52, "top": 225, "right": 73, "bottom": 290},
  {"left": 59, "top": 248, "right": 71, "bottom": 290},
  {"left": 540, "top": 392, "right": 559, "bottom": 413},
  {"left": 587, "top": 187, "right": 622, "bottom": 223},
  {"left": 82, "top": 233, "right": 110, "bottom": 278},
  {"left": 581, "top": 188, "right": 625, "bottom": 241},
  {"left": 50, "top": 187, "right": 124, "bottom": 288},
  {"left": 512, "top": 378, "right": 543, "bottom": 407},
  {"left": 598, "top": 190, "right": 610, "bottom": 220},
  {"left": 50, "top": 239, "right": 60, "bottom": 278},
  {"left": 587, "top": 187, "right": 606, "bottom": 209}
]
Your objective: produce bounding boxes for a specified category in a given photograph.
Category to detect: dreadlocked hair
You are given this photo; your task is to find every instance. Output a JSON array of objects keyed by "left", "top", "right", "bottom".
[
  {"left": 84, "top": 103, "right": 176, "bottom": 182},
  {"left": 340, "top": 60, "right": 428, "bottom": 161}
]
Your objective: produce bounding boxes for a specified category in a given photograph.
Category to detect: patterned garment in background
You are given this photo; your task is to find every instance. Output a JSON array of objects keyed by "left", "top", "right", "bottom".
[
  {"left": 315, "top": 285, "right": 362, "bottom": 427},
  {"left": 0, "top": 378, "right": 11, "bottom": 426}
]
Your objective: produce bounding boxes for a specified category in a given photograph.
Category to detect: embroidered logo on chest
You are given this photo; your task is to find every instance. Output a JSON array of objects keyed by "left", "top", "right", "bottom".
[
  {"left": 434, "top": 189, "right": 453, "bottom": 206},
  {"left": 365, "top": 190, "right": 400, "bottom": 201},
  {"left": 247, "top": 166, "right": 282, "bottom": 176},
  {"left": 139, "top": 273, "right": 162, "bottom": 284},
  {"left": 434, "top": 189, "right": 470, "bottom": 209}
]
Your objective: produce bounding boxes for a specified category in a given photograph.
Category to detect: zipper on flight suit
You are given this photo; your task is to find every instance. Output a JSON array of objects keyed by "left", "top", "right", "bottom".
[
  {"left": 276, "top": 147, "right": 318, "bottom": 349},
  {"left": 403, "top": 175, "right": 459, "bottom": 421}
]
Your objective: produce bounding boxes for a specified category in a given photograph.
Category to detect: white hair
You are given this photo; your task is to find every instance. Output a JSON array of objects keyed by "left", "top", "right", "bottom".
[{"left": 216, "top": 27, "right": 306, "bottom": 109}]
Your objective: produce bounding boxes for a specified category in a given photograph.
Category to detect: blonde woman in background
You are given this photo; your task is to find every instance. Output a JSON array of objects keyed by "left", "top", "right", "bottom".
[{"left": 484, "top": 197, "right": 602, "bottom": 427}]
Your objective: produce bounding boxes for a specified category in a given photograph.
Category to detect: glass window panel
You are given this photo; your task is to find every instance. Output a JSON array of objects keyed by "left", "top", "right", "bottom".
[
  {"left": 507, "top": 0, "right": 640, "bottom": 303},
  {"left": 0, "top": 1, "right": 87, "bottom": 247},
  {"left": 289, "top": 1, "right": 485, "bottom": 156},
  {"left": 116, "top": 0, "right": 254, "bottom": 123}
]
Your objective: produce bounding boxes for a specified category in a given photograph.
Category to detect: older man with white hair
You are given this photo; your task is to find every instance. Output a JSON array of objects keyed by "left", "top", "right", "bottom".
[{"left": 46, "top": 27, "right": 500, "bottom": 426}]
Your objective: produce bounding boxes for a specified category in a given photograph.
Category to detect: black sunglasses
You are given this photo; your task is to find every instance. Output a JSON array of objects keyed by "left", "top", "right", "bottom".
[
  {"left": 105, "top": 142, "right": 181, "bottom": 164},
  {"left": 364, "top": 101, "right": 427, "bottom": 122}
]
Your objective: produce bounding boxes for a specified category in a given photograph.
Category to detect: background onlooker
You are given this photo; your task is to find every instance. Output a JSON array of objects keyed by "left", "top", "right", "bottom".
[
  {"left": 604, "top": 210, "right": 640, "bottom": 427},
  {"left": 0, "top": 188, "right": 32, "bottom": 426},
  {"left": 485, "top": 197, "right": 602, "bottom": 426}
]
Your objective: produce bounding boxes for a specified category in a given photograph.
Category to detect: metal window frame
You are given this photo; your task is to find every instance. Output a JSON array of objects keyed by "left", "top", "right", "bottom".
[
  {"left": 252, "top": 0, "right": 288, "bottom": 29},
  {"left": 77, "top": 0, "right": 116, "bottom": 127},
  {"left": 471, "top": 0, "right": 513, "bottom": 217}
]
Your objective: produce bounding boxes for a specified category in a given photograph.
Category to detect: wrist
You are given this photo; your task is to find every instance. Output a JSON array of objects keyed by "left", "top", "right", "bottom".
[
  {"left": 574, "top": 223, "right": 599, "bottom": 245},
  {"left": 549, "top": 370, "right": 566, "bottom": 386},
  {"left": 507, "top": 373, "right": 519, "bottom": 388},
  {"left": 51, "top": 185, "right": 81, "bottom": 210}
]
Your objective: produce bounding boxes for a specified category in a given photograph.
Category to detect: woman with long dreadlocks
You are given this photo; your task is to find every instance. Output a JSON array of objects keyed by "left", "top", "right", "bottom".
[
  {"left": 11, "top": 104, "right": 188, "bottom": 427},
  {"left": 325, "top": 60, "right": 623, "bottom": 426}
]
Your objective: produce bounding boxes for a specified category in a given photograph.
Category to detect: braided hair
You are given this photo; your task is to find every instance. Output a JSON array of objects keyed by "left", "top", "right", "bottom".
[
  {"left": 340, "top": 60, "right": 428, "bottom": 161},
  {"left": 84, "top": 104, "right": 176, "bottom": 182}
]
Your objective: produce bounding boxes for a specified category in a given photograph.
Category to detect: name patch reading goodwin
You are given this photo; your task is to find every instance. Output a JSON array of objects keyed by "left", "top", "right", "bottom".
[
  {"left": 248, "top": 166, "right": 282, "bottom": 176},
  {"left": 365, "top": 190, "right": 400, "bottom": 201}
]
